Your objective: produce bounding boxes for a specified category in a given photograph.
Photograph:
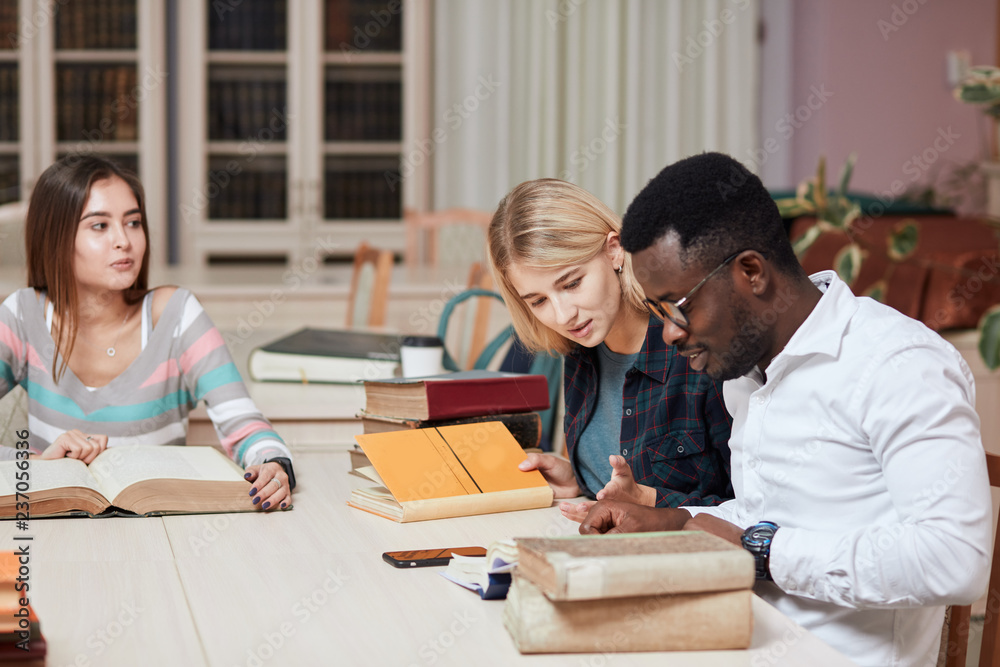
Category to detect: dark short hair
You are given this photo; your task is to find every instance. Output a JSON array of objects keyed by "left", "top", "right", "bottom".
[{"left": 621, "top": 152, "right": 802, "bottom": 275}]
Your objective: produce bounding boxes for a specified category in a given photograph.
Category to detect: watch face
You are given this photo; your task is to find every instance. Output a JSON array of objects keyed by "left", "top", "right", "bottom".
[{"left": 744, "top": 523, "right": 777, "bottom": 548}]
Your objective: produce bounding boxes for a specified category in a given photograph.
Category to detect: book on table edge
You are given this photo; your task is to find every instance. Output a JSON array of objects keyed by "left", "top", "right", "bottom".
[
  {"left": 348, "top": 422, "right": 553, "bottom": 522},
  {"left": 441, "top": 540, "right": 518, "bottom": 599},
  {"left": 502, "top": 573, "right": 753, "bottom": 653},
  {"left": 515, "top": 531, "right": 755, "bottom": 601},
  {"left": 248, "top": 327, "right": 402, "bottom": 384},
  {"left": 363, "top": 370, "right": 550, "bottom": 421},
  {"left": 0, "top": 446, "right": 288, "bottom": 518}
]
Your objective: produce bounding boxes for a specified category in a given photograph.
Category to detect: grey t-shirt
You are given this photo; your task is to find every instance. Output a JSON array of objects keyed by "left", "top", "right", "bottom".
[{"left": 575, "top": 342, "right": 638, "bottom": 496}]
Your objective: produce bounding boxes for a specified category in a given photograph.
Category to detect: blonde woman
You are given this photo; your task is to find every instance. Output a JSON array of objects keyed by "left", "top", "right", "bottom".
[{"left": 488, "top": 179, "right": 732, "bottom": 520}]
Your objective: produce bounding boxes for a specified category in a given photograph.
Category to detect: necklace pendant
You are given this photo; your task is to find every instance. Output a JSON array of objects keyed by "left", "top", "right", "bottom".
[{"left": 107, "top": 347, "right": 116, "bottom": 357}]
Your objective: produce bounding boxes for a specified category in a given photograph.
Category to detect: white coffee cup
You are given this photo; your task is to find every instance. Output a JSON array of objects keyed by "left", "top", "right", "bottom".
[{"left": 400, "top": 336, "right": 445, "bottom": 377}]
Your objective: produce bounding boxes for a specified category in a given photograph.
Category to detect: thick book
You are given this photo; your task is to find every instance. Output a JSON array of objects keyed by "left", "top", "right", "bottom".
[
  {"left": 248, "top": 327, "right": 402, "bottom": 384},
  {"left": 502, "top": 573, "right": 753, "bottom": 653},
  {"left": 359, "top": 410, "right": 542, "bottom": 450},
  {"left": 441, "top": 540, "right": 518, "bottom": 600},
  {"left": 363, "top": 370, "right": 549, "bottom": 421},
  {"left": 516, "top": 532, "right": 754, "bottom": 601},
  {"left": 0, "top": 446, "right": 265, "bottom": 518},
  {"left": 348, "top": 422, "right": 554, "bottom": 522}
]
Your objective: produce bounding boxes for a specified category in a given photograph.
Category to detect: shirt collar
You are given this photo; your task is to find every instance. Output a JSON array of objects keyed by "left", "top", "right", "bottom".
[{"left": 772, "top": 270, "right": 858, "bottom": 366}]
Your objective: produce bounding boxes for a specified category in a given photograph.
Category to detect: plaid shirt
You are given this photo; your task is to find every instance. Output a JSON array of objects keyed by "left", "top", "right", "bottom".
[{"left": 563, "top": 317, "right": 733, "bottom": 507}]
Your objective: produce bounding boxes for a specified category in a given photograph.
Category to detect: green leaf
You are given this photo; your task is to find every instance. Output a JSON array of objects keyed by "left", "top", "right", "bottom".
[
  {"left": 863, "top": 280, "right": 888, "bottom": 303},
  {"left": 792, "top": 224, "right": 822, "bottom": 258},
  {"left": 838, "top": 153, "right": 857, "bottom": 197},
  {"left": 887, "top": 219, "right": 920, "bottom": 261},
  {"left": 814, "top": 157, "right": 827, "bottom": 212},
  {"left": 833, "top": 243, "right": 863, "bottom": 286},
  {"left": 978, "top": 306, "right": 1000, "bottom": 370},
  {"left": 774, "top": 198, "right": 813, "bottom": 218}
]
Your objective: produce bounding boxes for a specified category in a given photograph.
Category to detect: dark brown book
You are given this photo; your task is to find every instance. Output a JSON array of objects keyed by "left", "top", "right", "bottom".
[{"left": 360, "top": 410, "right": 542, "bottom": 450}]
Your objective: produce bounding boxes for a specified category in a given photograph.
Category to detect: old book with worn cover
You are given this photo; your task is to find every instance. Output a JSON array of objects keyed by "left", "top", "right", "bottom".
[
  {"left": 516, "top": 532, "right": 754, "bottom": 601},
  {"left": 348, "top": 422, "right": 553, "bottom": 522},
  {"left": 248, "top": 327, "right": 401, "bottom": 384},
  {"left": 441, "top": 539, "right": 518, "bottom": 600},
  {"left": 0, "top": 446, "right": 263, "bottom": 518},
  {"left": 502, "top": 573, "right": 753, "bottom": 653},
  {"left": 363, "top": 370, "right": 549, "bottom": 421}
]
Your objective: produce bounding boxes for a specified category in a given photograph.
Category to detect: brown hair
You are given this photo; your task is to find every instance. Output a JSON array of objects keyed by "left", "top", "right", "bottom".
[
  {"left": 25, "top": 155, "right": 150, "bottom": 381},
  {"left": 487, "top": 179, "right": 646, "bottom": 356}
]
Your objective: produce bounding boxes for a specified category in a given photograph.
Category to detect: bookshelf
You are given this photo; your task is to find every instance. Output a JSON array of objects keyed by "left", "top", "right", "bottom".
[
  {"left": 0, "top": 0, "right": 167, "bottom": 268},
  {"left": 177, "top": 0, "right": 431, "bottom": 268}
]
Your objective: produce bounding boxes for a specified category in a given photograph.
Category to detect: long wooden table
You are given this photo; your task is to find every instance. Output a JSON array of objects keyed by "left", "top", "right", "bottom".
[{"left": 0, "top": 449, "right": 853, "bottom": 666}]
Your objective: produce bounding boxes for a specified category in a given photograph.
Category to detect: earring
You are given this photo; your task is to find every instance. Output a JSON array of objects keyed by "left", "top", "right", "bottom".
[{"left": 615, "top": 265, "right": 623, "bottom": 274}]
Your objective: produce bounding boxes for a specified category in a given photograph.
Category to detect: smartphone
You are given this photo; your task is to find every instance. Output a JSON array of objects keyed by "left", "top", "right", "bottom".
[{"left": 382, "top": 546, "right": 487, "bottom": 568}]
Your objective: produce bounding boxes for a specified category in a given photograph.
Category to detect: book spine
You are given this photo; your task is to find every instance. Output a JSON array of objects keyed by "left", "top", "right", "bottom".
[{"left": 423, "top": 376, "right": 550, "bottom": 420}]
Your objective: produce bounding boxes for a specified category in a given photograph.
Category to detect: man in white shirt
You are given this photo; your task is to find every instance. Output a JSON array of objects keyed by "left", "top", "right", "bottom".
[{"left": 577, "top": 152, "right": 992, "bottom": 666}]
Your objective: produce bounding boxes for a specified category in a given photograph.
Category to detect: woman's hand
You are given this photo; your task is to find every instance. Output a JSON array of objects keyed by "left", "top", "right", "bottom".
[
  {"left": 595, "top": 455, "right": 657, "bottom": 506},
  {"left": 244, "top": 461, "right": 291, "bottom": 510},
  {"left": 519, "top": 453, "right": 582, "bottom": 498},
  {"left": 38, "top": 430, "right": 108, "bottom": 464}
]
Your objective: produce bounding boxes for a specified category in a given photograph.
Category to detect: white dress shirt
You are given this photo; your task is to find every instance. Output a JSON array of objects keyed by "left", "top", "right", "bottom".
[{"left": 686, "top": 271, "right": 992, "bottom": 667}]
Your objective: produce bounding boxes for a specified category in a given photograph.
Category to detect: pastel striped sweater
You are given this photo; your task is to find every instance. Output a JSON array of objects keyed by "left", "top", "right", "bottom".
[{"left": 0, "top": 287, "right": 291, "bottom": 467}]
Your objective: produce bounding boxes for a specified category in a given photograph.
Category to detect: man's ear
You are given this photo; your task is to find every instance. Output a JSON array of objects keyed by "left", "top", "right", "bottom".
[{"left": 734, "top": 251, "right": 770, "bottom": 297}]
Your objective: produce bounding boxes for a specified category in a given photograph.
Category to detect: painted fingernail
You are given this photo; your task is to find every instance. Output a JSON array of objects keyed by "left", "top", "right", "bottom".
[
  {"left": 244, "top": 473, "right": 251, "bottom": 479},
  {"left": 249, "top": 487, "right": 257, "bottom": 495},
  {"left": 262, "top": 501, "right": 270, "bottom": 509},
  {"left": 252, "top": 496, "right": 260, "bottom": 505},
  {"left": 281, "top": 503, "right": 287, "bottom": 509}
]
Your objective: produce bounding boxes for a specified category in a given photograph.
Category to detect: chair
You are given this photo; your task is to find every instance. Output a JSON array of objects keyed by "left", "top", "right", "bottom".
[
  {"left": 943, "top": 452, "right": 1000, "bottom": 667},
  {"left": 345, "top": 242, "right": 394, "bottom": 328},
  {"left": 404, "top": 207, "right": 492, "bottom": 268}
]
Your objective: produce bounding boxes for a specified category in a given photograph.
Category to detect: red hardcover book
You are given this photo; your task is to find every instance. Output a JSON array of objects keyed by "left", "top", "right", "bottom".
[{"left": 363, "top": 370, "right": 550, "bottom": 421}]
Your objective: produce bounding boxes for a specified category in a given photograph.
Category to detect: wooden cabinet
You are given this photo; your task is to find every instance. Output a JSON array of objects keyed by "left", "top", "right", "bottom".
[{"left": 176, "top": 0, "right": 430, "bottom": 268}]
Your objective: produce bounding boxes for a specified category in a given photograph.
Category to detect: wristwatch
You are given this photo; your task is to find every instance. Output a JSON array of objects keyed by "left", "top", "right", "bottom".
[{"left": 741, "top": 521, "right": 779, "bottom": 581}]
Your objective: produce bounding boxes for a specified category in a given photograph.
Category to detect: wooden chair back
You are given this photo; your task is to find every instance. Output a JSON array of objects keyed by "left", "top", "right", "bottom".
[
  {"left": 944, "top": 452, "right": 1000, "bottom": 667},
  {"left": 346, "top": 242, "right": 393, "bottom": 328},
  {"left": 404, "top": 207, "right": 492, "bottom": 268}
]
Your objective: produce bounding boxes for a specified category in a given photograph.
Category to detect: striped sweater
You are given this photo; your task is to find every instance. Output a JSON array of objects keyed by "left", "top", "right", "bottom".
[{"left": 0, "top": 287, "right": 291, "bottom": 467}]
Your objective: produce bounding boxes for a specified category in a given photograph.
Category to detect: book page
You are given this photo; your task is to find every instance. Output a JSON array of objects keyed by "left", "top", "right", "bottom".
[
  {"left": 0, "top": 458, "right": 105, "bottom": 499},
  {"left": 88, "top": 446, "right": 245, "bottom": 504}
]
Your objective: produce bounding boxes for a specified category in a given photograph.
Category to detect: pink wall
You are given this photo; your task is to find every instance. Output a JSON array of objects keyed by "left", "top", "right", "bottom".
[{"left": 789, "top": 0, "right": 996, "bottom": 199}]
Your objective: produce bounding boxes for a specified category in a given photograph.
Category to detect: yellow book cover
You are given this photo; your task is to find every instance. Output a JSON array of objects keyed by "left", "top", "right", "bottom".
[{"left": 348, "top": 421, "right": 553, "bottom": 522}]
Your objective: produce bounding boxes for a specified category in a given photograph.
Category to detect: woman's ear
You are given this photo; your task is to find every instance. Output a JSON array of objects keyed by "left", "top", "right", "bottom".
[{"left": 605, "top": 231, "right": 625, "bottom": 267}]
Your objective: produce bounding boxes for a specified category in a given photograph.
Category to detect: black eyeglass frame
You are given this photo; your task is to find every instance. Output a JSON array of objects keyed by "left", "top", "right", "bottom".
[{"left": 642, "top": 250, "right": 745, "bottom": 329}]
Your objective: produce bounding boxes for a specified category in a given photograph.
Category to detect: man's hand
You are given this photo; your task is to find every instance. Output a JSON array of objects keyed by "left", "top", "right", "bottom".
[
  {"left": 683, "top": 513, "right": 744, "bottom": 546},
  {"left": 595, "top": 455, "right": 656, "bottom": 506},
  {"left": 578, "top": 500, "right": 690, "bottom": 535},
  {"left": 519, "top": 453, "right": 581, "bottom": 498}
]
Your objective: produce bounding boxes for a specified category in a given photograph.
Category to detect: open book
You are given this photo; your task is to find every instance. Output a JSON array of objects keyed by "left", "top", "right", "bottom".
[
  {"left": 348, "top": 422, "right": 553, "bottom": 522},
  {"left": 0, "top": 446, "right": 261, "bottom": 518},
  {"left": 441, "top": 539, "right": 518, "bottom": 599}
]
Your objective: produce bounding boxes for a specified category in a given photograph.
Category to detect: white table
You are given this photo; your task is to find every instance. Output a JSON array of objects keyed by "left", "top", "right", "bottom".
[{"left": 0, "top": 449, "right": 852, "bottom": 666}]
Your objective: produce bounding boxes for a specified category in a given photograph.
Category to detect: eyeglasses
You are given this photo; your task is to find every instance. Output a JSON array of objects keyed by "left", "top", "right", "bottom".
[{"left": 642, "top": 251, "right": 743, "bottom": 329}]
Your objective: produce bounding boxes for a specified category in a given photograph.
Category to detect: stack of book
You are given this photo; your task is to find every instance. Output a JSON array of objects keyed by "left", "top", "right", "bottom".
[
  {"left": 248, "top": 328, "right": 403, "bottom": 384},
  {"left": 0, "top": 552, "right": 45, "bottom": 665},
  {"left": 503, "top": 532, "right": 755, "bottom": 654},
  {"left": 352, "top": 369, "right": 551, "bottom": 472}
]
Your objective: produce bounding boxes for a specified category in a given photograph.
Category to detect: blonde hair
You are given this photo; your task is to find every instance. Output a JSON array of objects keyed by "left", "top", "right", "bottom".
[{"left": 487, "top": 179, "right": 646, "bottom": 355}]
